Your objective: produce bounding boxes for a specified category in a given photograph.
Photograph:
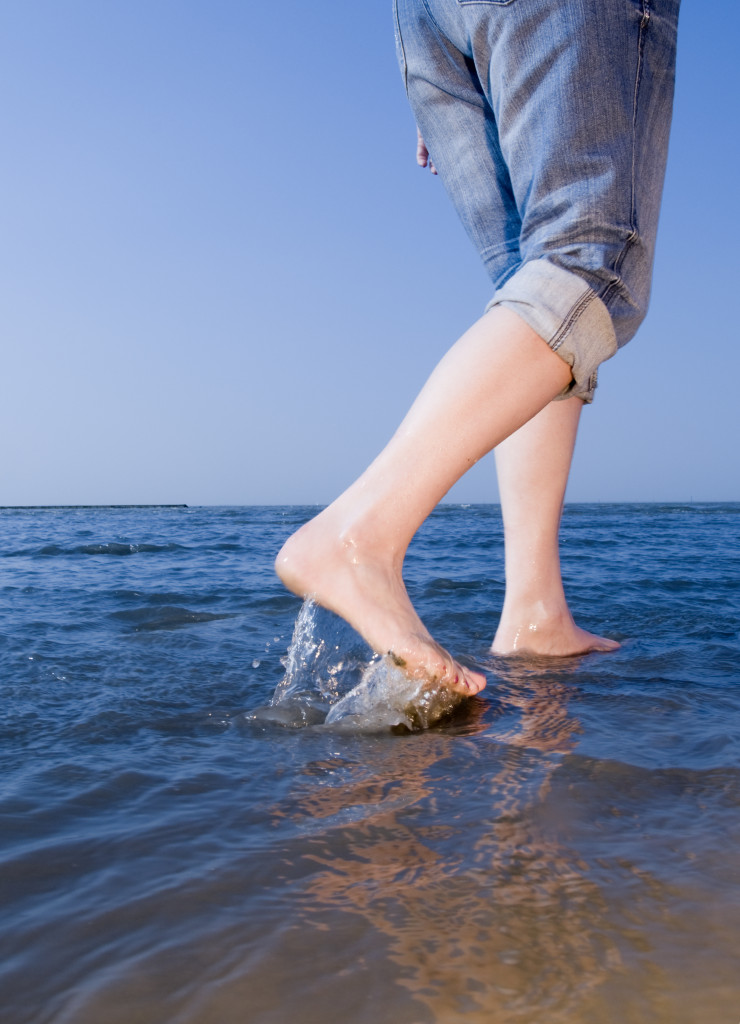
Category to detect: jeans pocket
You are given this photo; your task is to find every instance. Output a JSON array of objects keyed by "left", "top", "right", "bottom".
[{"left": 456, "top": 0, "right": 517, "bottom": 5}]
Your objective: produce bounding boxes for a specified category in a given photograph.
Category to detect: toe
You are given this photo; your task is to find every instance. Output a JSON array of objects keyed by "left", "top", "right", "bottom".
[
  {"left": 452, "top": 664, "right": 486, "bottom": 696},
  {"left": 466, "top": 668, "right": 487, "bottom": 694}
]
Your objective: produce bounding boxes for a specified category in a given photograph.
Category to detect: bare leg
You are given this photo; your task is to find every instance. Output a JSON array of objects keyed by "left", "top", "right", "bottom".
[
  {"left": 276, "top": 307, "right": 572, "bottom": 696},
  {"left": 491, "top": 396, "right": 619, "bottom": 655}
]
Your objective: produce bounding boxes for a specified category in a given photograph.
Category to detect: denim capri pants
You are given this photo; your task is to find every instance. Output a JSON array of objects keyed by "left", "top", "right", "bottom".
[{"left": 393, "top": 0, "right": 681, "bottom": 401}]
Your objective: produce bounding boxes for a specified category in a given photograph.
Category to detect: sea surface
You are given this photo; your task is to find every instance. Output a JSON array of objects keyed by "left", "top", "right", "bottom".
[{"left": 1, "top": 503, "right": 739, "bottom": 1024}]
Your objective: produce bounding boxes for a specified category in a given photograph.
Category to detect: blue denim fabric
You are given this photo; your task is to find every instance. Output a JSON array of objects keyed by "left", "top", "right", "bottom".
[{"left": 394, "top": 0, "right": 680, "bottom": 400}]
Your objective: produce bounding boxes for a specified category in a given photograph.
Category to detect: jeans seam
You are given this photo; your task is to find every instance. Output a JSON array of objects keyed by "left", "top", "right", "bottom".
[
  {"left": 550, "top": 289, "right": 596, "bottom": 353},
  {"left": 601, "top": 0, "right": 650, "bottom": 311},
  {"left": 630, "top": 0, "right": 651, "bottom": 232},
  {"left": 419, "top": 0, "right": 446, "bottom": 38},
  {"left": 393, "top": 0, "right": 409, "bottom": 94}
]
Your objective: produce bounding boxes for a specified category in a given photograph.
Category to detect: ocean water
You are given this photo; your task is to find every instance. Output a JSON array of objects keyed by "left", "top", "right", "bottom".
[{"left": 1, "top": 503, "right": 739, "bottom": 1024}]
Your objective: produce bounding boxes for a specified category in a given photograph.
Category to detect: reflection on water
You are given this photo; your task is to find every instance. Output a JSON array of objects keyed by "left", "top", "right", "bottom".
[
  {"left": 276, "top": 663, "right": 608, "bottom": 1024},
  {"left": 257, "top": 678, "right": 740, "bottom": 1024}
]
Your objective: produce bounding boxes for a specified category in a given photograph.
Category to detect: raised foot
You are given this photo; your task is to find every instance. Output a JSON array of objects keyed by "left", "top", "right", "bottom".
[{"left": 276, "top": 518, "right": 486, "bottom": 697}]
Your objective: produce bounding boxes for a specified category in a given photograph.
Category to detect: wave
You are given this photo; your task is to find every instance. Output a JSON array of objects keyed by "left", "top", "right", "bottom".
[{"left": 111, "top": 606, "right": 234, "bottom": 631}]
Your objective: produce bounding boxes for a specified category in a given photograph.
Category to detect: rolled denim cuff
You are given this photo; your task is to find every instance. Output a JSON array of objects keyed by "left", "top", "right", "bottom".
[{"left": 485, "top": 259, "right": 618, "bottom": 404}]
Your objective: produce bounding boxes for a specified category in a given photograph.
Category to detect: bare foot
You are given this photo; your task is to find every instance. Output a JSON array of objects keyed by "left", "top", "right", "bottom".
[
  {"left": 491, "top": 603, "right": 620, "bottom": 657},
  {"left": 275, "top": 511, "right": 486, "bottom": 697}
]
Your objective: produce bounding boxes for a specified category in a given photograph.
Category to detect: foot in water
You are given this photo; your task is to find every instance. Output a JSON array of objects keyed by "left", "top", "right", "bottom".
[
  {"left": 275, "top": 509, "right": 486, "bottom": 697},
  {"left": 491, "top": 602, "right": 620, "bottom": 657}
]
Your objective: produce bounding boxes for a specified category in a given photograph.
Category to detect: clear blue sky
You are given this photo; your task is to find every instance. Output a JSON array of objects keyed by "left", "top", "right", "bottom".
[{"left": 1, "top": 0, "right": 737, "bottom": 505}]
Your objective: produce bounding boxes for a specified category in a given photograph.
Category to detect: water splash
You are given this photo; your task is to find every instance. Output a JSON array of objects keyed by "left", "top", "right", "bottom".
[{"left": 249, "top": 600, "right": 465, "bottom": 733}]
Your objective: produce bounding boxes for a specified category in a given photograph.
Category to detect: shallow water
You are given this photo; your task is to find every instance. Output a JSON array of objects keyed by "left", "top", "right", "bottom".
[{"left": 1, "top": 504, "right": 739, "bottom": 1023}]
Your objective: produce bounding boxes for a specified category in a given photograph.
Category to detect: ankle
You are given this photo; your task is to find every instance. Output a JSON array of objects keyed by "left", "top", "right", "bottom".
[
  {"left": 314, "top": 492, "right": 412, "bottom": 568},
  {"left": 278, "top": 505, "right": 405, "bottom": 580},
  {"left": 499, "top": 588, "right": 570, "bottom": 625}
]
